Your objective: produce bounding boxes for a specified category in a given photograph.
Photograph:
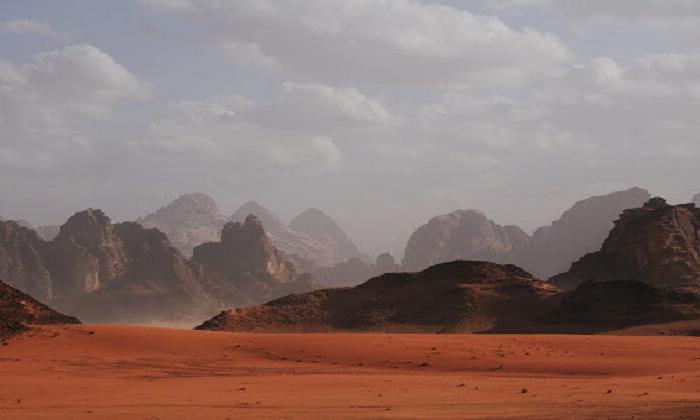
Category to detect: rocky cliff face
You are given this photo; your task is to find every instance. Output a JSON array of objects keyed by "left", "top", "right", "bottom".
[
  {"left": 401, "top": 187, "right": 651, "bottom": 278},
  {"left": 551, "top": 198, "right": 700, "bottom": 291},
  {"left": 0, "top": 221, "right": 53, "bottom": 302},
  {"left": 48, "top": 209, "right": 130, "bottom": 301},
  {"left": 196, "top": 261, "right": 561, "bottom": 333},
  {"left": 402, "top": 210, "right": 529, "bottom": 272},
  {"left": 138, "top": 193, "right": 226, "bottom": 257},
  {"left": 289, "top": 208, "right": 362, "bottom": 263},
  {"left": 0, "top": 279, "right": 79, "bottom": 338},
  {"left": 0, "top": 209, "right": 213, "bottom": 323},
  {"left": 192, "top": 215, "right": 314, "bottom": 307},
  {"left": 521, "top": 187, "right": 651, "bottom": 278},
  {"left": 230, "top": 201, "right": 338, "bottom": 267}
]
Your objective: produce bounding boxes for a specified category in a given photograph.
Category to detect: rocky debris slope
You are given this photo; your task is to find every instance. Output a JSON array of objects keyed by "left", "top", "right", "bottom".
[
  {"left": 551, "top": 198, "right": 700, "bottom": 291},
  {"left": 193, "top": 215, "right": 314, "bottom": 307},
  {"left": 196, "top": 260, "right": 561, "bottom": 333},
  {"left": 138, "top": 193, "right": 226, "bottom": 257},
  {"left": 541, "top": 280, "right": 700, "bottom": 328},
  {"left": 0, "top": 279, "right": 79, "bottom": 338}
]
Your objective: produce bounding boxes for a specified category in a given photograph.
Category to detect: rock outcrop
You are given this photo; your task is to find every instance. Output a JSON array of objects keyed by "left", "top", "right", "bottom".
[
  {"left": 59, "top": 220, "right": 214, "bottom": 323},
  {"left": 192, "top": 215, "right": 314, "bottom": 307},
  {"left": 521, "top": 187, "right": 651, "bottom": 278},
  {"left": 402, "top": 210, "right": 530, "bottom": 272},
  {"left": 551, "top": 198, "right": 700, "bottom": 291},
  {"left": 289, "top": 208, "right": 362, "bottom": 263},
  {"left": 0, "top": 221, "right": 53, "bottom": 302},
  {"left": 196, "top": 261, "right": 561, "bottom": 333},
  {"left": 0, "top": 279, "right": 79, "bottom": 338},
  {"left": 1, "top": 209, "right": 213, "bottom": 323},
  {"left": 402, "top": 187, "right": 651, "bottom": 278},
  {"left": 230, "top": 201, "right": 337, "bottom": 267},
  {"left": 138, "top": 193, "right": 226, "bottom": 256}
]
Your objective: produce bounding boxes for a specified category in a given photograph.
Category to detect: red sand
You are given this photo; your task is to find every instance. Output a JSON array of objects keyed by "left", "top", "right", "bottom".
[{"left": 1, "top": 324, "right": 699, "bottom": 418}]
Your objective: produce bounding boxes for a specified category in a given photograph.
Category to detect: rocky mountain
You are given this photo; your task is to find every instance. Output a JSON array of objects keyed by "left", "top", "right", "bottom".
[
  {"left": 230, "top": 201, "right": 346, "bottom": 267},
  {"left": 192, "top": 215, "right": 314, "bottom": 307},
  {"left": 289, "top": 208, "right": 362, "bottom": 263},
  {"left": 138, "top": 193, "right": 226, "bottom": 256},
  {"left": 48, "top": 210, "right": 214, "bottom": 323},
  {"left": 402, "top": 210, "right": 530, "bottom": 272},
  {"left": 522, "top": 187, "right": 651, "bottom": 278},
  {"left": 0, "top": 279, "right": 79, "bottom": 338},
  {"left": 314, "top": 252, "right": 402, "bottom": 287},
  {"left": 551, "top": 198, "right": 700, "bottom": 291},
  {"left": 0, "top": 220, "right": 53, "bottom": 302},
  {"left": 0, "top": 205, "right": 320, "bottom": 323},
  {"left": 401, "top": 187, "right": 651, "bottom": 279},
  {"left": 694, "top": 192, "right": 700, "bottom": 207},
  {"left": 196, "top": 260, "right": 561, "bottom": 333}
]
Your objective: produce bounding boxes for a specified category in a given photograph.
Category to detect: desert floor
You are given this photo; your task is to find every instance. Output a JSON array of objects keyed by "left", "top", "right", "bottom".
[{"left": 1, "top": 325, "right": 700, "bottom": 419}]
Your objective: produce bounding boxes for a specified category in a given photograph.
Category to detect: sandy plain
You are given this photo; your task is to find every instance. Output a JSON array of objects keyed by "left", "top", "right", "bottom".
[{"left": 1, "top": 324, "right": 700, "bottom": 419}]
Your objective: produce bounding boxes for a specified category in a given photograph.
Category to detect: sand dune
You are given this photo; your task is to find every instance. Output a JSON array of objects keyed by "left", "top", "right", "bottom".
[{"left": 1, "top": 325, "right": 699, "bottom": 418}]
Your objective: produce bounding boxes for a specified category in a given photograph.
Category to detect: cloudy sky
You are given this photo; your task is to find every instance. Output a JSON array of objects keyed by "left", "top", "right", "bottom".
[{"left": 1, "top": 0, "right": 699, "bottom": 256}]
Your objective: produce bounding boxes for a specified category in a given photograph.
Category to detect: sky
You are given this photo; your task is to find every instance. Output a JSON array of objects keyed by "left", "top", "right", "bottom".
[{"left": 1, "top": 0, "right": 699, "bottom": 256}]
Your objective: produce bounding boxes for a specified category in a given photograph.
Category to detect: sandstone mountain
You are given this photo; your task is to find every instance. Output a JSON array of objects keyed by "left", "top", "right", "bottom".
[
  {"left": 402, "top": 187, "right": 651, "bottom": 279},
  {"left": 138, "top": 193, "right": 226, "bottom": 256},
  {"left": 196, "top": 261, "right": 561, "bottom": 333},
  {"left": 289, "top": 208, "right": 362, "bottom": 263},
  {"left": 1, "top": 207, "right": 317, "bottom": 323},
  {"left": 551, "top": 198, "right": 700, "bottom": 291},
  {"left": 48, "top": 210, "right": 214, "bottom": 323},
  {"left": 192, "top": 215, "right": 314, "bottom": 307},
  {"left": 522, "top": 187, "right": 651, "bottom": 278},
  {"left": 0, "top": 279, "right": 79, "bottom": 338},
  {"left": 402, "top": 210, "right": 530, "bottom": 272},
  {"left": 0, "top": 220, "right": 53, "bottom": 302},
  {"left": 230, "top": 201, "right": 356, "bottom": 267}
]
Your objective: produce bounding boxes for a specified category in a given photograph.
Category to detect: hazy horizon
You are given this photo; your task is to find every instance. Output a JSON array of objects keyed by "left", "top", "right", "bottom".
[{"left": 2, "top": 0, "right": 699, "bottom": 255}]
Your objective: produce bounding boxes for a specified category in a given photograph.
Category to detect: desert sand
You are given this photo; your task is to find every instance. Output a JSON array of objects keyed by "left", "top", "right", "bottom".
[{"left": 1, "top": 325, "right": 699, "bottom": 419}]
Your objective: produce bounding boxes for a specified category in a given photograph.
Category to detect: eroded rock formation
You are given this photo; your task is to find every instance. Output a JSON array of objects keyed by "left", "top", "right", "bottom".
[{"left": 551, "top": 198, "right": 700, "bottom": 291}]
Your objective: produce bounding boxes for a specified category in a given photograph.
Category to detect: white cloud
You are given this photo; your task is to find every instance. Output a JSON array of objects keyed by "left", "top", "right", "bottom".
[
  {"left": 487, "top": 0, "right": 700, "bottom": 19},
  {"left": 0, "top": 44, "right": 148, "bottom": 171},
  {"left": 143, "top": 0, "right": 571, "bottom": 85},
  {"left": 249, "top": 82, "right": 390, "bottom": 132},
  {"left": 3, "top": 19, "right": 71, "bottom": 40}
]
